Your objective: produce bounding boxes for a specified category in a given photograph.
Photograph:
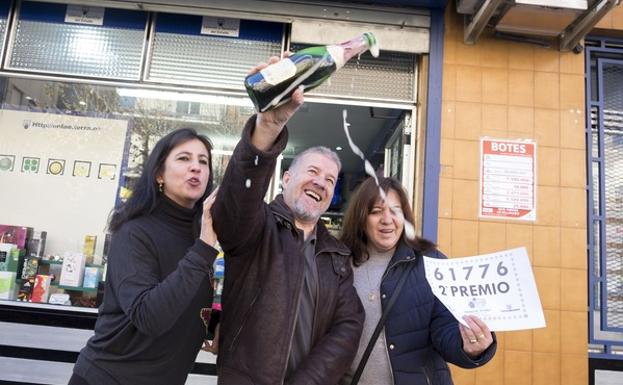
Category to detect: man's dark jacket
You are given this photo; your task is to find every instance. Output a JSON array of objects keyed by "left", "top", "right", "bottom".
[
  {"left": 378, "top": 242, "right": 497, "bottom": 385},
  {"left": 212, "top": 116, "right": 365, "bottom": 385}
]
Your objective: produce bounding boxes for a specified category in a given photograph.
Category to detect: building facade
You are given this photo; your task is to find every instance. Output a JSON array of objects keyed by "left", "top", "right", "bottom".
[{"left": 1, "top": 0, "right": 622, "bottom": 384}]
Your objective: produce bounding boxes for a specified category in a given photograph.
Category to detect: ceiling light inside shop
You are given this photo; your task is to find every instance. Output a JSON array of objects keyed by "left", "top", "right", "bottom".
[{"left": 116, "top": 88, "right": 252, "bottom": 107}]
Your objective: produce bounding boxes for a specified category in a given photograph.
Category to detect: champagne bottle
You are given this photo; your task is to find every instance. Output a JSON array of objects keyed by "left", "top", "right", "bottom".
[{"left": 244, "top": 32, "right": 378, "bottom": 112}]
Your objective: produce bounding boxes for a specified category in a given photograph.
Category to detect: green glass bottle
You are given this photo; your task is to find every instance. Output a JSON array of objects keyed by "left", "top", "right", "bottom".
[{"left": 244, "top": 32, "right": 378, "bottom": 112}]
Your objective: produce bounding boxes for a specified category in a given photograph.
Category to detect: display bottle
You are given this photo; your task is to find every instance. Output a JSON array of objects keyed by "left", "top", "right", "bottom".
[{"left": 244, "top": 32, "right": 378, "bottom": 112}]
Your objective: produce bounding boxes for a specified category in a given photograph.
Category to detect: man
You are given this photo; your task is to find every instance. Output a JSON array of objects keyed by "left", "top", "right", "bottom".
[{"left": 212, "top": 60, "right": 364, "bottom": 385}]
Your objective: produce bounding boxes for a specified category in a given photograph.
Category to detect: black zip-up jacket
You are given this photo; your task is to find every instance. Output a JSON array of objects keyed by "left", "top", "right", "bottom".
[{"left": 212, "top": 116, "right": 365, "bottom": 385}]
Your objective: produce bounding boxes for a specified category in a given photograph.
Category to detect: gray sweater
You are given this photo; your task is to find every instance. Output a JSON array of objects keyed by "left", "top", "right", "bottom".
[{"left": 343, "top": 249, "right": 394, "bottom": 385}]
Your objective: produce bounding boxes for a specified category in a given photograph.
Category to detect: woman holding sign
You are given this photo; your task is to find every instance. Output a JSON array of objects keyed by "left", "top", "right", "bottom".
[{"left": 340, "top": 177, "right": 496, "bottom": 385}]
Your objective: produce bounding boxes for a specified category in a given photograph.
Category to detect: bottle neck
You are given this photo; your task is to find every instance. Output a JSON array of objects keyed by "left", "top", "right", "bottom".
[
  {"left": 328, "top": 33, "right": 377, "bottom": 70},
  {"left": 339, "top": 34, "right": 373, "bottom": 63}
]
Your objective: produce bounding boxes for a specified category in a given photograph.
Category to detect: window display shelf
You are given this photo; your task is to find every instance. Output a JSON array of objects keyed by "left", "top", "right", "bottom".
[
  {"left": 0, "top": 299, "right": 98, "bottom": 314},
  {"left": 39, "top": 260, "right": 103, "bottom": 268},
  {"left": 15, "top": 277, "right": 58, "bottom": 286},
  {"left": 15, "top": 278, "right": 99, "bottom": 292},
  {"left": 58, "top": 285, "right": 98, "bottom": 293}
]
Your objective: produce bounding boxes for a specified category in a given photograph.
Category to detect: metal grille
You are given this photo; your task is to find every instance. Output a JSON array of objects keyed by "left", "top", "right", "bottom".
[
  {"left": 8, "top": 20, "right": 144, "bottom": 80},
  {"left": 603, "top": 63, "right": 623, "bottom": 329},
  {"left": 587, "top": 38, "right": 623, "bottom": 358},
  {"left": 0, "top": 17, "right": 6, "bottom": 59},
  {"left": 147, "top": 33, "right": 282, "bottom": 89},
  {"left": 291, "top": 44, "right": 416, "bottom": 103}
]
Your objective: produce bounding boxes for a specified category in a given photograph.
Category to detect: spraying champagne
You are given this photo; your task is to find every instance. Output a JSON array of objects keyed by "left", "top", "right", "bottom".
[{"left": 244, "top": 32, "right": 379, "bottom": 112}]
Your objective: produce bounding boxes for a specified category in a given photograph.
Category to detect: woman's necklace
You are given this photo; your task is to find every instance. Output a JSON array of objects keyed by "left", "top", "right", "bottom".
[{"left": 365, "top": 261, "right": 383, "bottom": 302}]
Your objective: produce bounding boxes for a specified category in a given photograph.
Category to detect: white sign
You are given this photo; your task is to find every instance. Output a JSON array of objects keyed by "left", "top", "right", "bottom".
[
  {"left": 201, "top": 16, "right": 240, "bottom": 37},
  {"left": 65, "top": 5, "right": 105, "bottom": 26},
  {"left": 480, "top": 138, "right": 536, "bottom": 220},
  {"left": 0, "top": 110, "right": 128, "bottom": 261},
  {"left": 423, "top": 247, "right": 545, "bottom": 331}
]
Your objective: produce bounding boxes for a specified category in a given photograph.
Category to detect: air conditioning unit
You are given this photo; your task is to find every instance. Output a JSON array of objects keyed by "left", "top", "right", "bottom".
[{"left": 457, "top": 0, "right": 620, "bottom": 52}]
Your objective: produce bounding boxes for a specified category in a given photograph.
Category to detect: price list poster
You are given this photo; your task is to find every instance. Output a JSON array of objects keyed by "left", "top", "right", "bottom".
[{"left": 480, "top": 138, "right": 536, "bottom": 221}]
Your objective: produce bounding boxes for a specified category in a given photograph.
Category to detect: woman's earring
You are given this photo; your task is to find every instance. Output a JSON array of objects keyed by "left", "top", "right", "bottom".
[{"left": 158, "top": 182, "right": 163, "bottom": 192}]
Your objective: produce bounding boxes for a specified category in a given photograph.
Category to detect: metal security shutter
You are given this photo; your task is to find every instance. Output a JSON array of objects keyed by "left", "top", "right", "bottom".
[
  {"left": 290, "top": 43, "right": 416, "bottom": 103},
  {"left": 6, "top": 1, "right": 147, "bottom": 80},
  {"left": 146, "top": 13, "right": 283, "bottom": 89},
  {"left": 0, "top": 1, "right": 10, "bottom": 61},
  {"left": 289, "top": 19, "right": 426, "bottom": 104}
]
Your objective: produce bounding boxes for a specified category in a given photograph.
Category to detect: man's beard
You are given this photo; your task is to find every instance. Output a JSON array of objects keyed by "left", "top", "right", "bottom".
[{"left": 291, "top": 199, "right": 325, "bottom": 223}]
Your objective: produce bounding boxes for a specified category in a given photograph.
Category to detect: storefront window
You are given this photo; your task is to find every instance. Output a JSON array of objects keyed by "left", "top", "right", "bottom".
[
  {"left": 0, "top": 76, "right": 254, "bottom": 308},
  {"left": 0, "top": 75, "right": 412, "bottom": 308}
]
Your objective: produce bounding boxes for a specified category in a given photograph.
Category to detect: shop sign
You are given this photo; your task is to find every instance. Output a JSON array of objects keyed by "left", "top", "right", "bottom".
[
  {"left": 480, "top": 138, "right": 536, "bottom": 221},
  {"left": 201, "top": 16, "right": 240, "bottom": 37},
  {"left": 65, "top": 5, "right": 105, "bottom": 26}
]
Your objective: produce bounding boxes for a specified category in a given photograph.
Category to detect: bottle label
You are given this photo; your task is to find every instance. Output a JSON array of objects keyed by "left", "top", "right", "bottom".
[
  {"left": 327, "top": 45, "right": 345, "bottom": 70},
  {"left": 260, "top": 59, "right": 297, "bottom": 86}
]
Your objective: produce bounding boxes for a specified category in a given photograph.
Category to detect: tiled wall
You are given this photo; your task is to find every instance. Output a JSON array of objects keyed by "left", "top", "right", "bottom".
[
  {"left": 439, "top": 3, "right": 603, "bottom": 385},
  {"left": 595, "top": 4, "right": 623, "bottom": 30}
]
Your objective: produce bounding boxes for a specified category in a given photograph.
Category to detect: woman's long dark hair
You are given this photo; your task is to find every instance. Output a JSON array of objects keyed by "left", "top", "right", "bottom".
[
  {"left": 341, "top": 177, "right": 434, "bottom": 266},
  {"left": 108, "top": 128, "right": 214, "bottom": 232}
]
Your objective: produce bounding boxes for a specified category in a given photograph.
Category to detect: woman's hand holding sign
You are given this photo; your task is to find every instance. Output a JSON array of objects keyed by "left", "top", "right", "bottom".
[{"left": 459, "top": 315, "right": 494, "bottom": 358}]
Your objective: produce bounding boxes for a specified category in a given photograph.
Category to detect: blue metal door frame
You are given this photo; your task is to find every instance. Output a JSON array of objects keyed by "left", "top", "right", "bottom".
[
  {"left": 597, "top": 57, "right": 623, "bottom": 335},
  {"left": 586, "top": 36, "right": 623, "bottom": 359}
]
